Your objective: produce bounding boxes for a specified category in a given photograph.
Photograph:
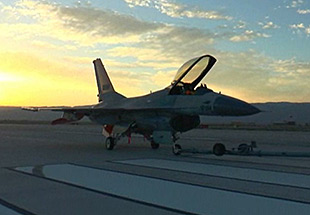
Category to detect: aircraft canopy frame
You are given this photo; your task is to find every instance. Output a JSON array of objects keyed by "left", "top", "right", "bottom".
[{"left": 169, "top": 55, "right": 217, "bottom": 95}]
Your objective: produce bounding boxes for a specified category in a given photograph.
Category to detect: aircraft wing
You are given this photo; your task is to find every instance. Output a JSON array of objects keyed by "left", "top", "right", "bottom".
[
  {"left": 22, "top": 105, "right": 97, "bottom": 125},
  {"left": 22, "top": 105, "right": 189, "bottom": 125},
  {"left": 22, "top": 105, "right": 188, "bottom": 114},
  {"left": 22, "top": 105, "right": 95, "bottom": 113}
]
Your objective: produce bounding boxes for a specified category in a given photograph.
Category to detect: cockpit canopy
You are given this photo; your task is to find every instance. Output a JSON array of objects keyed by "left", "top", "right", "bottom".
[{"left": 169, "top": 55, "right": 217, "bottom": 95}]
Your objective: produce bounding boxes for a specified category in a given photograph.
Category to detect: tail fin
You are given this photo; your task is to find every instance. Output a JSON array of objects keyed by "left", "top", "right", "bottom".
[{"left": 93, "top": 58, "right": 117, "bottom": 102}]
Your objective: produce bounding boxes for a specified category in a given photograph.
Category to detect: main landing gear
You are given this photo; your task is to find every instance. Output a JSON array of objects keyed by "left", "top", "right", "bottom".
[
  {"left": 105, "top": 137, "right": 116, "bottom": 150},
  {"left": 104, "top": 133, "right": 179, "bottom": 153}
]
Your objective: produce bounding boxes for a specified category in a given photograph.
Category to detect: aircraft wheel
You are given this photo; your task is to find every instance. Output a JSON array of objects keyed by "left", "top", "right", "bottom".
[
  {"left": 151, "top": 141, "right": 160, "bottom": 149},
  {"left": 105, "top": 137, "right": 115, "bottom": 150},
  {"left": 172, "top": 144, "right": 182, "bottom": 155},
  {"left": 213, "top": 143, "right": 226, "bottom": 156}
]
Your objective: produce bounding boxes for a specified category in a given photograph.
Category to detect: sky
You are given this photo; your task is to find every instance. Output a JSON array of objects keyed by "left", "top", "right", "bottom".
[{"left": 0, "top": 0, "right": 309, "bottom": 106}]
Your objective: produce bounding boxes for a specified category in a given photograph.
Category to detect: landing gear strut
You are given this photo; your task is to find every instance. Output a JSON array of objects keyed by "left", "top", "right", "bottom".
[
  {"left": 172, "top": 144, "right": 182, "bottom": 155},
  {"left": 105, "top": 137, "right": 116, "bottom": 150}
]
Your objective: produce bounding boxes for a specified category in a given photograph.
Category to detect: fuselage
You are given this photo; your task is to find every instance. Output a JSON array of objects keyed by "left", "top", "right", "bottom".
[{"left": 88, "top": 86, "right": 260, "bottom": 133}]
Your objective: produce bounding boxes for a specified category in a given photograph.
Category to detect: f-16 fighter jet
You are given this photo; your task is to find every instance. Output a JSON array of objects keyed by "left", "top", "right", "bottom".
[{"left": 24, "top": 55, "right": 260, "bottom": 154}]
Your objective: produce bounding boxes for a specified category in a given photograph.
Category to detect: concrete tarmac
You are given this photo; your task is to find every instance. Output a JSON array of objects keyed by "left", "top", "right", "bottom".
[{"left": 0, "top": 124, "right": 310, "bottom": 215}]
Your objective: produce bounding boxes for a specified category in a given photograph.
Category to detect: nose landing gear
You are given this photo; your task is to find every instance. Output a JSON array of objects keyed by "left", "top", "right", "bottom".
[{"left": 172, "top": 144, "right": 182, "bottom": 155}]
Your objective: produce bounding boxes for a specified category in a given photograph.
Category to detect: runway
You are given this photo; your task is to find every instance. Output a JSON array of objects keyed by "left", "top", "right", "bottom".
[
  {"left": 0, "top": 124, "right": 310, "bottom": 215},
  {"left": 118, "top": 159, "right": 310, "bottom": 189}
]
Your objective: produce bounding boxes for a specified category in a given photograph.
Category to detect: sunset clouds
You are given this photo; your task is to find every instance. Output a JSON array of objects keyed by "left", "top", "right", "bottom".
[{"left": 0, "top": 0, "right": 309, "bottom": 105}]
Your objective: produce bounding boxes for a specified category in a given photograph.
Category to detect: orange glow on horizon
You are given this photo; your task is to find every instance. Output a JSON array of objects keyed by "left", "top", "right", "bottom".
[{"left": 0, "top": 52, "right": 99, "bottom": 106}]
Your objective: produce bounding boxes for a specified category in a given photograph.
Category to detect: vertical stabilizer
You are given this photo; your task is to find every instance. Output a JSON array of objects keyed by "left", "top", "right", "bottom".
[{"left": 93, "top": 58, "right": 115, "bottom": 102}]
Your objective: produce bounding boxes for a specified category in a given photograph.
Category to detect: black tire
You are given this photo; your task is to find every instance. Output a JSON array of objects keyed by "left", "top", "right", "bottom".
[
  {"left": 151, "top": 141, "right": 160, "bottom": 149},
  {"left": 105, "top": 137, "right": 115, "bottom": 150},
  {"left": 172, "top": 144, "right": 182, "bottom": 155},
  {"left": 213, "top": 143, "right": 226, "bottom": 156}
]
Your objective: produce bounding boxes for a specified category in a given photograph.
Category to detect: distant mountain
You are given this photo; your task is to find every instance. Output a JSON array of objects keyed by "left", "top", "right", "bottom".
[{"left": 1, "top": 103, "right": 310, "bottom": 125}]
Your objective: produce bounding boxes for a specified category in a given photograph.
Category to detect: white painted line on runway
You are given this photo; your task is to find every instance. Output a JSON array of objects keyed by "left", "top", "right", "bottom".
[
  {"left": 117, "top": 159, "right": 310, "bottom": 189},
  {"left": 0, "top": 204, "right": 21, "bottom": 215},
  {"left": 16, "top": 164, "right": 310, "bottom": 215}
]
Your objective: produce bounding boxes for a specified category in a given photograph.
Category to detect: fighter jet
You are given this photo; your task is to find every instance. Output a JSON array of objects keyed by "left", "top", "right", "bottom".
[{"left": 24, "top": 55, "right": 260, "bottom": 154}]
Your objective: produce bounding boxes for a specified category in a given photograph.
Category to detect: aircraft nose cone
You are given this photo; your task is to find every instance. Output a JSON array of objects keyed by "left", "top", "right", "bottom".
[{"left": 213, "top": 96, "right": 260, "bottom": 116}]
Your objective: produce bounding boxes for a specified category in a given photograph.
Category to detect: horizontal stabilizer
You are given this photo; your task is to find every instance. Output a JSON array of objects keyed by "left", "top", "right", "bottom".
[{"left": 51, "top": 112, "right": 84, "bottom": 125}]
